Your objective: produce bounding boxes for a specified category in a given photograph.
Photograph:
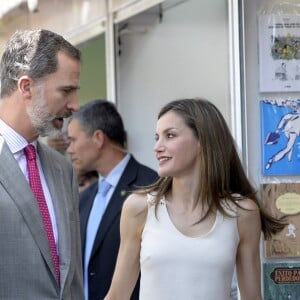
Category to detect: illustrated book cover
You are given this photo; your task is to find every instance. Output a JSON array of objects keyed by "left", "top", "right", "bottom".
[
  {"left": 259, "top": 14, "right": 300, "bottom": 92},
  {"left": 263, "top": 262, "right": 300, "bottom": 300},
  {"left": 262, "top": 182, "right": 300, "bottom": 258},
  {"left": 260, "top": 99, "right": 300, "bottom": 175}
]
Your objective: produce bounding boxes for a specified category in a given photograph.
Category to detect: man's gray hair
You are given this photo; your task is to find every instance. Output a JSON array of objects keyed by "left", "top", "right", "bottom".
[{"left": 0, "top": 29, "right": 81, "bottom": 98}]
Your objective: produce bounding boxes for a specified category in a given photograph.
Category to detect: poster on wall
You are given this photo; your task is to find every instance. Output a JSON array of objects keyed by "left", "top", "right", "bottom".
[
  {"left": 259, "top": 14, "right": 300, "bottom": 92},
  {"left": 261, "top": 99, "right": 300, "bottom": 175},
  {"left": 262, "top": 182, "right": 300, "bottom": 258},
  {"left": 263, "top": 262, "right": 300, "bottom": 299}
]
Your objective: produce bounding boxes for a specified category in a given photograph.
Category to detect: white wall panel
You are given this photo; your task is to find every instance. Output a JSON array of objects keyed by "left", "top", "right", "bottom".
[{"left": 116, "top": 0, "right": 230, "bottom": 169}]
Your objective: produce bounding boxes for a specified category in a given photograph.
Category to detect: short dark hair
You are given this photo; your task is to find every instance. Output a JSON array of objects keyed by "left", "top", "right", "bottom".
[
  {"left": 0, "top": 29, "right": 81, "bottom": 98},
  {"left": 73, "top": 99, "right": 126, "bottom": 148}
]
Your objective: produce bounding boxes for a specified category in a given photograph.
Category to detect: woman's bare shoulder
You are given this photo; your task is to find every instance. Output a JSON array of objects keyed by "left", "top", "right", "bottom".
[
  {"left": 236, "top": 197, "right": 261, "bottom": 228},
  {"left": 236, "top": 198, "right": 262, "bottom": 244},
  {"left": 237, "top": 197, "right": 260, "bottom": 211},
  {"left": 123, "top": 192, "right": 148, "bottom": 218},
  {"left": 120, "top": 193, "right": 149, "bottom": 235}
]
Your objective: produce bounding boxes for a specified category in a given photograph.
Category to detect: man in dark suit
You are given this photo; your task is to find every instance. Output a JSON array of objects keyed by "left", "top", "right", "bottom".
[
  {"left": 0, "top": 29, "right": 84, "bottom": 299},
  {"left": 67, "top": 99, "right": 158, "bottom": 300}
]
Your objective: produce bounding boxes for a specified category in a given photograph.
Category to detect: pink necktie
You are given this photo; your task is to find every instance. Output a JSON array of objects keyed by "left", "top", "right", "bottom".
[{"left": 24, "top": 144, "right": 60, "bottom": 285}]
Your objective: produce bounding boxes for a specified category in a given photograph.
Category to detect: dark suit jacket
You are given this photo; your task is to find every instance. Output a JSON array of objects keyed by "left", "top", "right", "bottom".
[
  {"left": 80, "top": 155, "right": 158, "bottom": 300},
  {"left": 0, "top": 137, "right": 84, "bottom": 299}
]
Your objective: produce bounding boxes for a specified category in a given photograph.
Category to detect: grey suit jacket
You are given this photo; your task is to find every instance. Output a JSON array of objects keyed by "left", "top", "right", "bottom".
[{"left": 0, "top": 136, "right": 84, "bottom": 299}]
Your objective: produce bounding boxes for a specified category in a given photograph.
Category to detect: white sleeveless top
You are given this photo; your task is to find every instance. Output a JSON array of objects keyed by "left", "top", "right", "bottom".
[{"left": 140, "top": 194, "right": 240, "bottom": 300}]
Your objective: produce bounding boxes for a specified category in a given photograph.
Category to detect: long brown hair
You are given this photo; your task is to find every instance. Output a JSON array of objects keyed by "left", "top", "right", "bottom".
[{"left": 141, "top": 98, "right": 284, "bottom": 239}]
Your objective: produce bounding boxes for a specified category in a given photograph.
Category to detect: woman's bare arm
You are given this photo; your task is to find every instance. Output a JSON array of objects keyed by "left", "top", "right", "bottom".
[
  {"left": 104, "top": 193, "right": 148, "bottom": 300},
  {"left": 236, "top": 198, "right": 263, "bottom": 300}
]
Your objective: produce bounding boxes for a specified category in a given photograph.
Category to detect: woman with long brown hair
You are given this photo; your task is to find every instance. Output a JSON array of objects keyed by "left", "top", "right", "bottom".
[{"left": 105, "top": 98, "right": 284, "bottom": 300}]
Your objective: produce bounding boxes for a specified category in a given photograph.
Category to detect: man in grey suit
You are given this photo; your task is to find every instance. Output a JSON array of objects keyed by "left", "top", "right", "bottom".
[
  {"left": 0, "top": 29, "right": 84, "bottom": 299},
  {"left": 67, "top": 100, "right": 158, "bottom": 300}
]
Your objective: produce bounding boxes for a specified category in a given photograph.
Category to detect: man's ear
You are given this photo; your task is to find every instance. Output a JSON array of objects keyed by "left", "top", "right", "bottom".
[
  {"left": 93, "top": 130, "right": 105, "bottom": 148},
  {"left": 18, "top": 75, "right": 33, "bottom": 99}
]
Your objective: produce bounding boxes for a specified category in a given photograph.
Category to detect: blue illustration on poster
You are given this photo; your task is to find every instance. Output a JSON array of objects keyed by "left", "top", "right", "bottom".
[{"left": 261, "top": 99, "right": 300, "bottom": 175}]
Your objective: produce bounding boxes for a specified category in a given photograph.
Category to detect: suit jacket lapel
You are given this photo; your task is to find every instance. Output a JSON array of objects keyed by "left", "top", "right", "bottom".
[
  {"left": 37, "top": 142, "right": 71, "bottom": 289},
  {"left": 0, "top": 137, "right": 55, "bottom": 279},
  {"left": 90, "top": 157, "right": 137, "bottom": 258}
]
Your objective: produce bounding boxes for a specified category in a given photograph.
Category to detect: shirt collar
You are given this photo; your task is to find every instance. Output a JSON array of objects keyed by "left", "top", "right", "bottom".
[
  {"left": 100, "top": 153, "right": 131, "bottom": 187},
  {"left": 0, "top": 118, "right": 37, "bottom": 154}
]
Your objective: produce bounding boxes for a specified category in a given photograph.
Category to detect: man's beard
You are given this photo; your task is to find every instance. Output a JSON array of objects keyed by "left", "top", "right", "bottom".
[{"left": 27, "top": 85, "right": 62, "bottom": 138}]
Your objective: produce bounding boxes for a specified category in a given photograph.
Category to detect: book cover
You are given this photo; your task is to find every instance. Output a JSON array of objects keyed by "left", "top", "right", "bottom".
[
  {"left": 262, "top": 183, "right": 300, "bottom": 258},
  {"left": 258, "top": 14, "right": 300, "bottom": 92},
  {"left": 263, "top": 262, "right": 300, "bottom": 300},
  {"left": 260, "top": 99, "right": 300, "bottom": 175}
]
